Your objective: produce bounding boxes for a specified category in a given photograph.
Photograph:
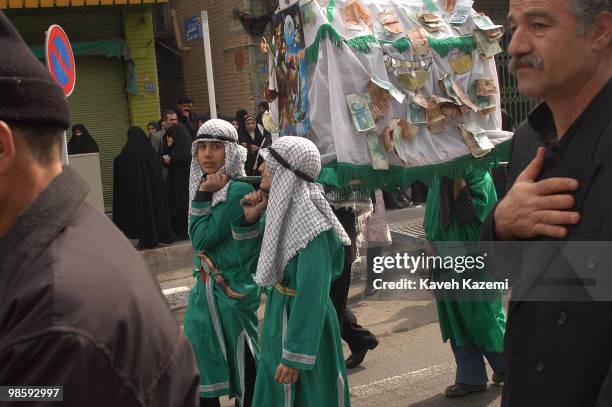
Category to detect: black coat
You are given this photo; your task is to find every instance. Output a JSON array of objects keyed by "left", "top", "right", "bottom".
[
  {"left": 0, "top": 167, "right": 199, "bottom": 406},
  {"left": 113, "top": 127, "right": 172, "bottom": 248},
  {"left": 161, "top": 124, "right": 192, "bottom": 216},
  {"left": 175, "top": 109, "right": 199, "bottom": 140},
  {"left": 481, "top": 80, "right": 612, "bottom": 407}
]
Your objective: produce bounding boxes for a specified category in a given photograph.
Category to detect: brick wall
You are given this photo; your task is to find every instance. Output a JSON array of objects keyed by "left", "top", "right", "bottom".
[{"left": 168, "top": 0, "right": 260, "bottom": 119}]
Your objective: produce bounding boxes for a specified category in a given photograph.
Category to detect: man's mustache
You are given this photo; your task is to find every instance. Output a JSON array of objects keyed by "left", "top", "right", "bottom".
[{"left": 509, "top": 53, "right": 544, "bottom": 74}]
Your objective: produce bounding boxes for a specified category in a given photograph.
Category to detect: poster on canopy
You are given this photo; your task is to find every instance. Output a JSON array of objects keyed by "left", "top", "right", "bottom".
[
  {"left": 264, "top": 0, "right": 513, "bottom": 190},
  {"left": 272, "top": 4, "right": 311, "bottom": 137}
]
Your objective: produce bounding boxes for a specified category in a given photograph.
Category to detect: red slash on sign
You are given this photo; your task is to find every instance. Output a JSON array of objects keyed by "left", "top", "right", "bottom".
[{"left": 45, "top": 25, "right": 76, "bottom": 97}]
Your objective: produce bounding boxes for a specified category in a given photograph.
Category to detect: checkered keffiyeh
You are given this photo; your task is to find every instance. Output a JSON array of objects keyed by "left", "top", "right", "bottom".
[
  {"left": 188, "top": 119, "right": 247, "bottom": 216},
  {"left": 254, "top": 136, "right": 351, "bottom": 287}
]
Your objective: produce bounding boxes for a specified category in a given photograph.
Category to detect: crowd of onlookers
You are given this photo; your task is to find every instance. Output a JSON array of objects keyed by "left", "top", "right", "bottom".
[{"left": 67, "top": 97, "right": 273, "bottom": 249}]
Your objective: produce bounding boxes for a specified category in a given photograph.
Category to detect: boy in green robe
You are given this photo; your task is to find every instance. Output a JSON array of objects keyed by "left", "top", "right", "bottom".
[
  {"left": 423, "top": 169, "right": 507, "bottom": 397},
  {"left": 231, "top": 136, "right": 352, "bottom": 407},
  {"left": 183, "top": 119, "right": 260, "bottom": 407}
]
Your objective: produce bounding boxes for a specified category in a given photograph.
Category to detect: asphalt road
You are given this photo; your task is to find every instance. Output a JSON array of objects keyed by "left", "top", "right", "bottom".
[{"left": 216, "top": 214, "right": 503, "bottom": 406}]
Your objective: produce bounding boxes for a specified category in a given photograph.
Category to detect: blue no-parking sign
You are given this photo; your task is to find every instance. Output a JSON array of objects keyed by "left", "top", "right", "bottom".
[{"left": 45, "top": 25, "right": 76, "bottom": 97}]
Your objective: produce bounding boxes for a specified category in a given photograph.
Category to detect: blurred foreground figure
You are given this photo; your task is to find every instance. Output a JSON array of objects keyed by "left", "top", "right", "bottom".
[{"left": 0, "top": 11, "right": 199, "bottom": 406}]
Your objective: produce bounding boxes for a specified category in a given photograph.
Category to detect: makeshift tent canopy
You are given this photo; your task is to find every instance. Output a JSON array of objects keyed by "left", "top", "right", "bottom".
[{"left": 264, "top": 0, "right": 513, "bottom": 191}]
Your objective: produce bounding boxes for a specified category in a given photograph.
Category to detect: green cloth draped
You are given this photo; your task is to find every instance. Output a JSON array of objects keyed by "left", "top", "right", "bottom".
[{"left": 423, "top": 169, "right": 507, "bottom": 353}]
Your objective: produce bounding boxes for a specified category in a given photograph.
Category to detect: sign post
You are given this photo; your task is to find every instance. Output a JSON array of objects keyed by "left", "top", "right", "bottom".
[
  {"left": 45, "top": 25, "right": 76, "bottom": 97},
  {"left": 200, "top": 11, "right": 217, "bottom": 119},
  {"left": 45, "top": 24, "right": 76, "bottom": 166}
]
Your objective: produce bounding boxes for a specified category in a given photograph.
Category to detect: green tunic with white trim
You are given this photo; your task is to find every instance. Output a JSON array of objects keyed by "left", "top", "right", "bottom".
[
  {"left": 232, "top": 216, "right": 351, "bottom": 407},
  {"left": 183, "top": 181, "right": 260, "bottom": 401}
]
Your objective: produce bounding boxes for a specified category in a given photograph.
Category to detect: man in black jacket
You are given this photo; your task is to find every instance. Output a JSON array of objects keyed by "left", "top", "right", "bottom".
[
  {"left": 0, "top": 11, "right": 199, "bottom": 406},
  {"left": 481, "top": 1, "right": 612, "bottom": 406}
]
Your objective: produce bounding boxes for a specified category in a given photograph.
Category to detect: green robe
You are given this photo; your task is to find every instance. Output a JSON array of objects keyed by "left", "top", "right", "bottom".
[
  {"left": 183, "top": 181, "right": 260, "bottom": 403},
  {"left": 423, "top": 170, "right": 506, "bottom": 353},
  {"left": 232, "top": 217, "right": 351, "bottom": 407}
]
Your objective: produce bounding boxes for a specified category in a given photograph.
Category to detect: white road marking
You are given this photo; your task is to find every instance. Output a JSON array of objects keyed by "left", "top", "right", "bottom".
[
  {"left": 350, "top": 364, "right": 451, "bottom": 399},
  {"left": 162, "top": 286, "right": 191, "bottom": 295}
]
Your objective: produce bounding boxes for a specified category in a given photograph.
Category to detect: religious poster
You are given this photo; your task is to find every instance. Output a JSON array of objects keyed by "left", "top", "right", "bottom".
[{"left": 272, "top": 4, "right": 310, "bottom": 136}]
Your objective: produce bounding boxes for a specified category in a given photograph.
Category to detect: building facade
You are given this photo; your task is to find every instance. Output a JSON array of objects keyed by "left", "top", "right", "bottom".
[
  {"left": 2, "top": 0, "right": 166, "bottom": 210},
  {"left": 154, "top": 0, "right": 272, "bottom": 118}
]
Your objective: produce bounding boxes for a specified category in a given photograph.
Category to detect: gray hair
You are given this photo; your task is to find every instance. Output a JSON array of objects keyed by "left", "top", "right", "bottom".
[{"left": 570, "top": 0, "right": 611, "bottom": 35}]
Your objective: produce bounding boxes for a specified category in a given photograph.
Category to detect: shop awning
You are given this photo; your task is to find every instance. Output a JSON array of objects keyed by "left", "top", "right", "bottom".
[{"left": 0, "top": 0, "right": 167, "bottom": 8}]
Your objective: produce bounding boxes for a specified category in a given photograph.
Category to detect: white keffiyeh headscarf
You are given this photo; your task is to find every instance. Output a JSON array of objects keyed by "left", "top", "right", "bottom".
[
  {"left": 254, "top": 136, "right": 351, "bottom": 287},
  {"left": 188, "top": 119, "right": 247, "bottom": 215}
]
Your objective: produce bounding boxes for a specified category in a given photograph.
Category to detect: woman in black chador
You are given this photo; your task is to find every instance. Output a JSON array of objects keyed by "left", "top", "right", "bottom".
[
  {"left": 238, "top": 114, "right": 271, "bottom": 176},
  {"left": 113, "top": 127, "right": 172, "bottom": 248},
  {"left": 160, "top": 124, "right": 192, "bottom": 239},
  {"left": 68, "top": 124, "right": 99, "bottom": 155}
]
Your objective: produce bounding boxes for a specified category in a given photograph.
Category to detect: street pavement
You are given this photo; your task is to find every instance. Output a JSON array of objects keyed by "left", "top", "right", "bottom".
[{"left": 159, "top": 207, "right": 503, "bottom": 406}]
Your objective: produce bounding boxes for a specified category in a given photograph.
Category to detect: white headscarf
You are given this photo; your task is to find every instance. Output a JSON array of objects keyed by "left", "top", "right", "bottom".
[
  {"left": 254, "top": 136, "right": 351, "bottom": 287},
  {"left": 188, "top": 119, "right": 247, "bottom": 215}
]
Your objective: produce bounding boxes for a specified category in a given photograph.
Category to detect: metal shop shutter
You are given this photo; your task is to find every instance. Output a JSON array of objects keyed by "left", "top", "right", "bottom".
[
  {"left": 7, "top": 10, "right": 130, "bottom": 211},
  {"left": 68, "top": 56, "right": 130, "bottom": 211}
]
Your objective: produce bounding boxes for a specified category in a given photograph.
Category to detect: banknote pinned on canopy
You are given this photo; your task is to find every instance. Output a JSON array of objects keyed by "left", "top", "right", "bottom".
[
  {"left": 452, "top": 22, "right": 474, "bottom": 36},
  {"left": 448, "top": 0, "right": 474, "bottom": 25},
  {"left": 366, "top": 131, "right": 390, "bottom": 170},
  {"left": 370, "top": 76, "right": 406, "bottom": 104},
  {"left": 433, "top": 95, "right": 463, "bottom": 119},
  {"left": 470, "top": 82, "right": 497, "bottom": 116},
  {"left": 367, "top": 81, "right": 391, "bottom": 122},
  {"left": 394, "top": 118, "right": 420, "bottom": 141},
  {"left": 408, "top": 99, "right": 427, "bottom": 124},
  {"left": 458, "top": 123, "right": 494, "bottom": 157},
  {"left": 444, "top": 0, "right": 457, "bottom": 14},
  {"left": 379, "top": 10, "right": 404, "bottom": 34},
  {"left": 451, "top": 80, "right": 478, "bottom": 112},
  {"left": 340, "top": 0, "right": 373, "bottom": 32},
  {"left": 416, "top": 11, "right": 444, "bottom": 33},
  {"left": 406, "top": 27, "right": 430, "bottom": 56},
  {"left": 473, "top": 30, "right": 503, "bottom": 58},
  {"left": 390, "top": 122, "right": 410, "bottom": 164},
  {"left": 426, "top": 98, "right": 446, "bottom": 134},
  {"left": 475, "top": 79, "right": 497, "bottom": 96},
  {"left": 346, "top": 93, "right": 376, "bottom": 132},
  {"left": 472, "top": 13, "right": 503, "bottom": 41},
  {"left": 477, "top": 97, "right": 497, "bottom": 116},
  {"left": 472, "top": 14, "right": 503, "bottom": 31},
  {"left": 439, "top": 74, "right": 462, "bottom": 106},
  {"left": 381, "top": 127, "right": 395, "bottom": 152},
  {"left": 439, "top": 74, "right": 478, "bottom": 112}
]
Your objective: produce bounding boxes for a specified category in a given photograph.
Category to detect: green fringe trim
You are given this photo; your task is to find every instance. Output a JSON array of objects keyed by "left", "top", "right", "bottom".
[
  {"left": 427, "top": 36, "right": 477, "bottom": 58},
  {"left": 316, "top": 140, "right": 511, "bottom": 192},
  {"left": 305, "top": 24, "right": 345, "bottom": 65},
  {"left": 390, "top": 37, "right": 411, "bottom": 53},
  {"left": 327, "top": 0, "right": 336, "bottom": 22},
  {"left": 345, "top": 35, "right": 379, "bottom": 53},
  {"left": 305, "top": 24, "right": 477, "bottom": 66}
]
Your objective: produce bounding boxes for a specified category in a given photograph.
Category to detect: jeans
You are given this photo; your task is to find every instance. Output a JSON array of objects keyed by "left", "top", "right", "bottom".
[{"left": 450, "top": 339, "right": 505, "bottom": 385}]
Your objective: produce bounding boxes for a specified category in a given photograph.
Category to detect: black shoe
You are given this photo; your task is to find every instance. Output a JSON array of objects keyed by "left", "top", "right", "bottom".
[
  {"left": 363, "top": 287, "right": 379, "bottom": 298},
  {"left": 345, "top": 339, "right": 379, "bottom": 369},
  {"left": 492, "top": 371, "right": 505, "bottom": 385},
  {"left": 444, "top": 383, "right": 487, "bottom": 397}
]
